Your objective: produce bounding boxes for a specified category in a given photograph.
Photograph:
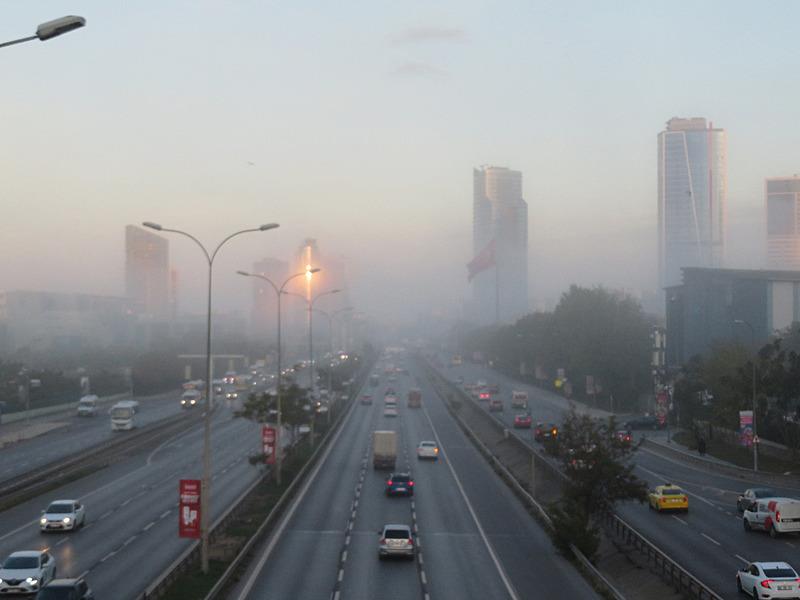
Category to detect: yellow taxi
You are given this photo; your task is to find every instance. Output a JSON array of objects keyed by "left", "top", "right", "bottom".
[{"left": 648, "top": 484, "right": 689, "bottom": 513}]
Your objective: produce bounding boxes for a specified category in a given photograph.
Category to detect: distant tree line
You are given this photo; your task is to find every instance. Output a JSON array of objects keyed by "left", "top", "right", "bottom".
[{"left": 458, "top": 286, "right": 654, "bottom": 412}]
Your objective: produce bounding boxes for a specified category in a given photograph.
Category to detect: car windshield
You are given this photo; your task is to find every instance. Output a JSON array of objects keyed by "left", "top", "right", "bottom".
[
  {"left": 384, "top": 529, "right": 410, "bottom": 539},
  {"left": 754, "top": 489, "right": 776, "bottom": 498},
  {"left": 47, "top": 503, "right": 73, "bottom": 514},
  {"left": 3, "top": 556, "right": 38, "bottom": 569},
  {"left": 763, "top": 568, "right": 797, "bottom": 578},
  {"left": 662, "top": 488, "right": 683, "bottom": 496}
]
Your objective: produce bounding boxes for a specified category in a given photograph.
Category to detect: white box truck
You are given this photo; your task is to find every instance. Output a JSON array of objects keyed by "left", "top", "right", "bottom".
[
  {"left": 373, "top": 430, "right": 397, "bottom": 469},
  {"left": 110, "top": 400, "right": 138, "bottom": 431}
]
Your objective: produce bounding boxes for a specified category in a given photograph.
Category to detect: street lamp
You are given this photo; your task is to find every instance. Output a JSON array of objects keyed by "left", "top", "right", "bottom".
[
  {"left": 235, "top": 268, "right": 320, "bottom": 485},
  {"left": 283, "top": 289, "right": 342, "bottom": 396},
  {"left": 313, "top": 307, "right": 354, "bottom": 408},
  {"left": 733, "top": 319, "right": 758, "bottom": 472},
  {"left": 0, "top": 16, "right": 86, "bottom": 49},
  {"left": 143, "top": 221, "right": 279, "bottom": 574}
]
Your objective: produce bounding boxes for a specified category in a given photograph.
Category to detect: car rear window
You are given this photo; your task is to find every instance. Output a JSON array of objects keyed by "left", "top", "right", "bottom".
[
  {"left": 755, "top": 489, "right": 776, "bottom": 498},
  {"left": 662, "top": 488, "right": 683, "bottom": 496},
  {"left": 4, "top": 556, "right": 38, "bottom": 569},
  {"left": 384, "top": 529, "right": 410, "bottom": 539},
  {"left": 392, "top": 475, "right": 410, "bottom": 482},
  {"left": 420, "top": 442, "right": 435, "bottom": 447},
  {"left": 763, "top": 568, "right": 797, "bottom": 578}
]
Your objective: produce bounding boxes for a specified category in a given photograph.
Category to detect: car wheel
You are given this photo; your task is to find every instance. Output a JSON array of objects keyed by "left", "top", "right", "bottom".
[
  {"left": 770, "top": 525, "right": 779, "bottom": 538},
  {"left": 754, "top": 587, "right": 759, "bottom": 599},
  {"left": 736, "top": 576, "right": 742, "bottom": 593},
  {"left": 743, "top": 518, "right": 751, "bottom": 531}
]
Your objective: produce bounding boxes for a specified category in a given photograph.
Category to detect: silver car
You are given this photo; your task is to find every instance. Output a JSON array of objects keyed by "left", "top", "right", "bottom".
[
  {"left": 0, "top": 550, "right": 56, "bottom": 595},
  {"left": 40, "top": 499, "right": 86, "bottom": 532},
  {"left": 378, "top": 524, "right": 415, "bottom": 560}
]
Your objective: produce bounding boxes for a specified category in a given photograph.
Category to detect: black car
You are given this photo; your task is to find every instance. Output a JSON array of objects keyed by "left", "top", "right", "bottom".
[
  {"left": 38, "top": 578, "right": 94, "bottom": 600},
  {"left": 623, "top": 415, "right": 664, "bottom": 430},
  {"left": 385, "top": 472, "right": 414, "bottom": 497}
]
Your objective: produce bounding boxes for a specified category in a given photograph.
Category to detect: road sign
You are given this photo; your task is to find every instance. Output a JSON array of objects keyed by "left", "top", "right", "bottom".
[
  {"left": 262, "top": 425, "right": 276, "bottom": 465},
  {"left": 179, "top": 479, "right": 201, "bottom": 539}
]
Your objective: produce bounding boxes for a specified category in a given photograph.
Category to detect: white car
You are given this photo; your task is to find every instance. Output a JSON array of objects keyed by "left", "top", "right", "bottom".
[
  {"left": 76, "top": 395, "right": 98, "bottom": 417},
  {"left": 416, "top": 441, "right": 439, "bottom": 460},
  {"left": 0, "top": 550, "right": 56, "bottom": 595},
  {"left": 40, "top": 499, "right": 86, "bottom": 532},
  {"left": 383, "top": 406, "right": 398, "bottom": 417},
  {"left": 737, "top": 561, "right": 800, "bottom": 598},
  {"left": 181, "top": 390, "right": 201, "bottom": 408}
]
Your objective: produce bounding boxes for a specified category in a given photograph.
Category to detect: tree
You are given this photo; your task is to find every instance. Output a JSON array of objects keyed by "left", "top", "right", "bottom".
[
  {"left": 237, "top": 384, "right": 310, "bottom": 429},
  {"left": 550, "top": 409, "right": 648, "bottom": 560}
]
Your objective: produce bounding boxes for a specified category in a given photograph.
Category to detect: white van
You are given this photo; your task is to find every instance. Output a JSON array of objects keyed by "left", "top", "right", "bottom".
[
  {"left": 110, "top": 400, "right": 138, "bottom": 431},
  {"left": 512, "top": 390, "right": 528, "bottom": 408},
  {"left": 77, "top": 395, "right": 99, "bottom": 417},
  {"left": 743, "top": 497, "right": 800, "bottom": 537}
]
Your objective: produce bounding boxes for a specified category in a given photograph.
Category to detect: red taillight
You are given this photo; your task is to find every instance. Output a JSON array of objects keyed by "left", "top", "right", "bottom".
[
  {"left": 379, "top": 537, "right": 386, "bottom": 544},
  {"left": 761, "top": 580, "right": 773, "bottom": 589},
  {"left": 409, "top": 481, "right": 414, "bottom": 486},
  {"left": 777, "top": 511, "right": 782, "bottom": 522},
  {"left": 387, "top": 480, "right": 392, "bottom": 486},
  {"left": 407, "top": 538, "right": 413, "bottom": 545},
  {"left": 683, "top": 496, "right": 688, "bottom": 503}
]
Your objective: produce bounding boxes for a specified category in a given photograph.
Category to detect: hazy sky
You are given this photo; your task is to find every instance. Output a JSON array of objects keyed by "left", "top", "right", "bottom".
[{"left": 2, "top": 1, "right": 798, "bottom": 323}]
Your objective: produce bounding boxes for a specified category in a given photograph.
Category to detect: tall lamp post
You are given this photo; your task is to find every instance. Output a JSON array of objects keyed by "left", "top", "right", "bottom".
[
  {"left": 733, "top": 319, "right": 758, "bottom": 472},
  {"left": 283, "top": 289, "right": 342, "bottom": 397},
  {"left": 143, "top": 221, "right": 279, "bottom": 574},
  {"left": 235, "top": 267, "right": 320, "bottom": 485},
  {"left": 314, "top": 307, "right": 354, "bottom": 404},
  {"left": 1, "top": 16, "right": 86, "bottom": 48}
]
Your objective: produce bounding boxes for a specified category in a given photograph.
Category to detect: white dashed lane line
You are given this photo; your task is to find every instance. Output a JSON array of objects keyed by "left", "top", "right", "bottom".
[{"left": 701, "top": 533, "right": 721, "bottom": 546}]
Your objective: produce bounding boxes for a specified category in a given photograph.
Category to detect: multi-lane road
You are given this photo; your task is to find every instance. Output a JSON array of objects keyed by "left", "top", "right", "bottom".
[
  {"left": 441, "top": 358, "right": 800, "bottom": 600},
  {"left": 0, "top": 399, "right": 262, "bottom": 599}
]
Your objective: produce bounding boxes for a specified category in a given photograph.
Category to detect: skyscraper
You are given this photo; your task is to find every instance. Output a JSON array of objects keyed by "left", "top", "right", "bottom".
[
  {"left": 658, "top": 117, "right": 727, "bottom": 289},
  {"left": 125, "top": 225, "right": 169, "bottom": 319},
  {"left": 766, "top": 176, "right": 800, "bottom": 270},
  {"left": 250, "top": 258, "right": 289, "bottom": 338},
  {"left": 470, "top": 166, "right": 529, "bottom": 323}
]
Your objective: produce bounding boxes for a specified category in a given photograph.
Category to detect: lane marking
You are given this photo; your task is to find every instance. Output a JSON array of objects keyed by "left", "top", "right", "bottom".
[
  {"left": 100, "top": 551, "right": 116, "bottom": 562},
  {"left": 421, "top": 402, "right": 521, "bottom": 600},
  {"left": 735, "top": 554, "right": 750, "bottom": 564},
  {"left": 700, "top": 533, "right": 721, "bottom": 546},
  {"left": 671, "top": 515, "right": 688, "bottom": 526},
  {"left": 143, "top": 522, "right": 156, "bottom": 531}
]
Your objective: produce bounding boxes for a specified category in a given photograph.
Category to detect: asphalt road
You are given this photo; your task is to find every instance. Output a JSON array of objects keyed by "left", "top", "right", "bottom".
[
  {"left": 0, "top": 390, "right": 185, "bottom": 483},
  {"left": 234, "top": 359, "right": 598, "bottom": 600},
  {"left": 442, "top": 359, "right": 800, "bottom": 600},
  {"left": 0, "top": 400, "right": 264, "bottom": 600}
]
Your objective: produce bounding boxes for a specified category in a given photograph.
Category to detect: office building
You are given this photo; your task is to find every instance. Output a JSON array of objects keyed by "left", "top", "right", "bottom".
[
  {"left": 125, "top": 225, "right": 170, "bottom": 320},
  {"left": 470, "top": 166, "right": 529, "bottom": 323},
  {"left": 766, "top": 176, "right": 800, "bottom": 269},
  {"left": 658, "top": 117, "right": 727, "bottom": 289},
  {"left": 666, "top": 267, "right": 800, "bottom": 365}
]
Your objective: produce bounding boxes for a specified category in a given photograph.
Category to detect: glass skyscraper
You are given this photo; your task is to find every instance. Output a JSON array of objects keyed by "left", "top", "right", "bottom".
[
  {"left": 657, "top": 117, "right": 727, "bottom": 289},
  {"left": 766, "top": 176, "right": 800, "bottom": 270},
  {"left": 471, "top": 166, "right": 529, "bottom": 323}
]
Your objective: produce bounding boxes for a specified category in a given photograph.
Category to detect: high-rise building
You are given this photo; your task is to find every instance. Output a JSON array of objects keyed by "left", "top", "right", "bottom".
[
  {"left": 250, "top": 257, "right": 288, "bottom": 338},
  {"left": 766, "top": 176, "right": 800, "bottom": 270},
  {"left": 658, "top": 117, "right": 727, "bottom": 289},
  {"left": 470, "top": 166, "right": 529, "bottom": 323},
  {"left": 125, "top": 225, "right": 170, "bottom": 319}
]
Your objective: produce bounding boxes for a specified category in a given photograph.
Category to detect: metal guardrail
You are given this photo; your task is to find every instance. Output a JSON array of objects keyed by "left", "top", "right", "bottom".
[
  {"left": 604, "top": 513, "right": 723, "bottom": 600},
  {"left": 138, "top": 364, "right": 372, "bottom": 600},
  {"left": 424, "top": 358, "right": 724, "bottom": 600},
  {"left": 422, "top": 362, "right": 626, "bottom": 600},
  {"left": 0, "top": 411, "right": 203, "bottom": 508}
]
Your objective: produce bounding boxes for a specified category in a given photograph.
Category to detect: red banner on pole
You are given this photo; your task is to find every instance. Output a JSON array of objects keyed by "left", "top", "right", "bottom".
[
  {"left": 262, "top": 425, "right": 276, "bottom": 465},
  {"left": 179, "top": 479, "right": 201, "bottom": 539}
]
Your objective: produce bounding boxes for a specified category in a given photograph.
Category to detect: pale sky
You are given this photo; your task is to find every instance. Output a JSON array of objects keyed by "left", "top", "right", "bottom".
[{"left": 2, "top": 1, "right": 798, "bottom": 324}]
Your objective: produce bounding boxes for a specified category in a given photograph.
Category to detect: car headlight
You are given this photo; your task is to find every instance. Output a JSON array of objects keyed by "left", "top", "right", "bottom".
[
  {"left": 25, "top": 577, "right": 38, "bottom": 585},
  {"left": 40, "top": 517, "right": 47, "bottom": 525},
  {"left": 63, "top": 516, "right": 71, "bottom": 523}
]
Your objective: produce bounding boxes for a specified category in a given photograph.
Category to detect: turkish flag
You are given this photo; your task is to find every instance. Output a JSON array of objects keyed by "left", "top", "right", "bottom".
[{"left": 467, "top": 239, "right": 496, "bottom": 281}]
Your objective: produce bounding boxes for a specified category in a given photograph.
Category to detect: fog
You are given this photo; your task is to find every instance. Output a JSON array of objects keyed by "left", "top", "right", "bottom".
[{"left": 0, "top": 1, "right": 796, "bottom": 348}]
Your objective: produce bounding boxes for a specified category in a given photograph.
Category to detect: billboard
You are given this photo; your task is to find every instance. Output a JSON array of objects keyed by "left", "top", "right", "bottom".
[
  {"left": 178, "top": 479, "right": 201, "bottom": 539},
  {"left": 262, "top": 425, "right": 276, "bottom": 465},
  {"left": 739, "top": 411, "right": 754, "bottom": 447},
  {"left": 655, "top": 390, "right": 669, "bottom": 425}
]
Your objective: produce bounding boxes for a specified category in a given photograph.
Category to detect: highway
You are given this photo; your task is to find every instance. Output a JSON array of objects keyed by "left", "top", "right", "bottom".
[
  {"left": 0, "top": 401, "right": 262, "bottom": 599},
  {"left": 0, "top": 390, "right": 184, "bottom": 483},
  {"left": 441, "top": 358, "right": 800, "bottom": 600},
  {"left": 233, "top": 360, "right": 598, "bottom": 600}
]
